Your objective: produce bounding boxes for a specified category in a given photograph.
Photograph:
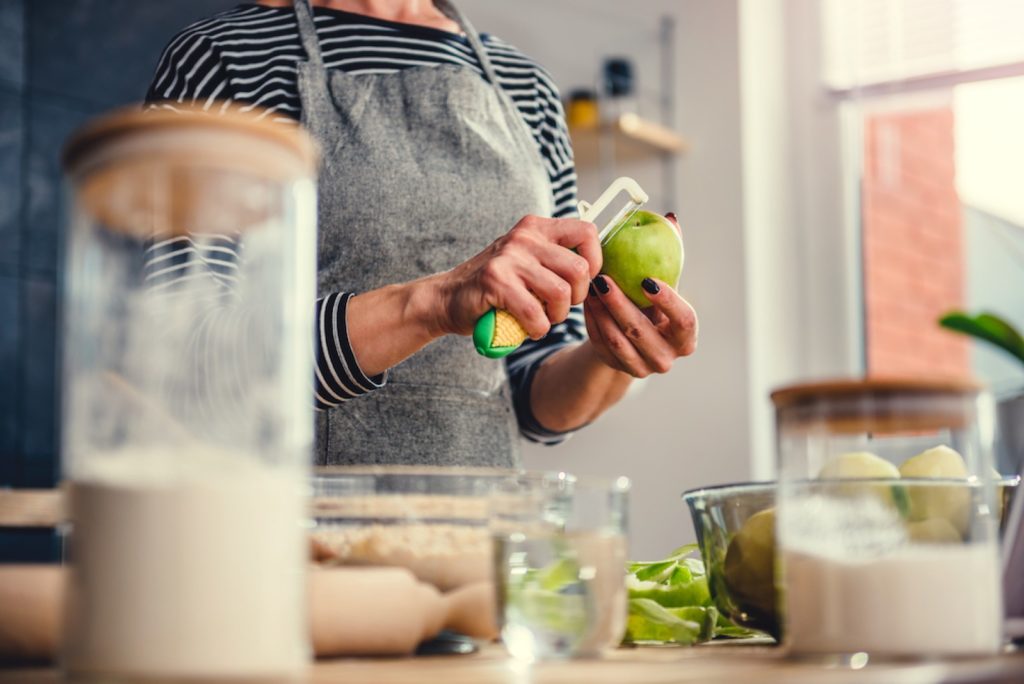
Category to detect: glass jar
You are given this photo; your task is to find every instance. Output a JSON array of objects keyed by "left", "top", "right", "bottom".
[
  {"left": 59, "top": 107, "right": 318, "bottom": 680},
  {"left": 772, "top": 378, "right": 1003, "bottom": 658}
]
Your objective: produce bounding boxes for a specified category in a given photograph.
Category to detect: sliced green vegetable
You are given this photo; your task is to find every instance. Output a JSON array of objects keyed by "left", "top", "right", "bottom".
[
  {"left": 668, "top": 565, "right": 693, "bottom": 585},
  {"left": 623, "top": 599, "right": 702, "bottom": 645},
  {"left": 633, "top": 560, "right": 678, "bottom": 583},
  {"left": 623, "top": 544, "right": 760, "bottom": 646},
  {"left": 668, "top": 605, "right": 718, "bottom": 640},
  {"left": 535, "top": 556, "right": 580, "bottom": 592},
  {"left": 627, "top": 575, "right": 711, "bottom": 608}
]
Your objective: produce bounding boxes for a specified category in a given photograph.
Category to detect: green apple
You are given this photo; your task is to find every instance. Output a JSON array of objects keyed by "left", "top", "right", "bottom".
[
  {"left": 818, "top": 452, "right": 905, "bottom": 513},
  {"left": 601, "top": 210, "right": 684, "bottom": 308},
  {"left": 899, "top": 445, "right": 970, "bottom": 534},
  {"left": 818, "top": 451, "right": 901, "bottom": 479},
  {"left": 723, "top": 508, "right": 776, "bottom": 622},
  {"left": 899, "top": 445, "right": 968, "bottom": 479}
]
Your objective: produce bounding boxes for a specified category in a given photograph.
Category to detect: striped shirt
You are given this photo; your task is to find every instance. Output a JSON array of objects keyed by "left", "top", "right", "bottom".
[{"left": 146, "top": 2, "right": 585, "bottom": 444}]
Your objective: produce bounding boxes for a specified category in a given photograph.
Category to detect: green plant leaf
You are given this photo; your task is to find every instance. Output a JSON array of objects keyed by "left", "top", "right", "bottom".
[{"left": 939, "top": 311, "right": 1024, "bottom": 366}]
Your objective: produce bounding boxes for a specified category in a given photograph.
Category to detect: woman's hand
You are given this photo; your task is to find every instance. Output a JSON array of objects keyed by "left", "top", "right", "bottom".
[
  {"left": 429, "top": 215, "right": 602, "bottom": 339},
  {"left": 583, "top": 275, "right": 698, "bottom": 378}
]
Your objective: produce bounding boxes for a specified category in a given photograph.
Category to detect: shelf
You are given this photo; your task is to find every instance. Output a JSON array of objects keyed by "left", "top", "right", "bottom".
[{"left": 570, "top": 114, "right": 688, "bottom": 169}]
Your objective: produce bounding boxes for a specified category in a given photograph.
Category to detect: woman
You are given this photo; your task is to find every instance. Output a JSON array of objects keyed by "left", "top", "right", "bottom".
[{"left": 146, "top": 0, "right": 698, "bottom": 467}]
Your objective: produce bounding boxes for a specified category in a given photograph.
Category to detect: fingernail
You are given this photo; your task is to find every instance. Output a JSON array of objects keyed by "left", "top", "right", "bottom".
[
  {"left": 593, "top": 275, "right": 609, "bottom": 295},
  {"left": 588, "top": 282, "right": 597, "bottom": 298},
  {"left": 665, "top": 212, "right": 678, "bottom": 224},
  {"left": 642, "top": 278, "right": 660, "bottom": 295}
]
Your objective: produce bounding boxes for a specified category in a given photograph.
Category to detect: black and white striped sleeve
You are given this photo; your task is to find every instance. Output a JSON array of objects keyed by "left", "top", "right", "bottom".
[{"left": 314, "top": 292, "right": 387, "bottom": 410}]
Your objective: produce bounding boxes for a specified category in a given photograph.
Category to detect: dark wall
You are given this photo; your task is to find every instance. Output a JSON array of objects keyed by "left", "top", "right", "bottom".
[{"left": 1, "top": 0, "right": 235, "bottom": 559}]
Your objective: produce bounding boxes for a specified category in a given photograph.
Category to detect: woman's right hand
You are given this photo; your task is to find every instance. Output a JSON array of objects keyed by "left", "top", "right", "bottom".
[{"left": 429, "top": 215, "right": 603, "bottom": 340}]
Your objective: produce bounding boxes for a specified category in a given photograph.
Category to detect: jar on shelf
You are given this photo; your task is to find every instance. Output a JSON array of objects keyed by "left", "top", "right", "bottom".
[
  {"left": 566, "top": 88, "right": 600, "bottom": 130},
  {"left": 601, "top": 57, "right": 637, "bottom": 122},
  {"left": 60, "top": 106, "right": 318, "bottom": 681},
  {"left": 771, "top": 377, "right": 1004, "bottom": 658}
]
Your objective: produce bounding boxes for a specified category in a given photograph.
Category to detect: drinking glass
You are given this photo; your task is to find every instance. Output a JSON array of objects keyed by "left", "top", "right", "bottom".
[{"left": 491, "top": 472, "right": 630, "bottom": 662}]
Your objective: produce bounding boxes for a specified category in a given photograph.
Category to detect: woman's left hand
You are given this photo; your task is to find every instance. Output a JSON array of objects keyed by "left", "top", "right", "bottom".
[{"left": 583, "top": 274, "right": 698, "bottom": 378}]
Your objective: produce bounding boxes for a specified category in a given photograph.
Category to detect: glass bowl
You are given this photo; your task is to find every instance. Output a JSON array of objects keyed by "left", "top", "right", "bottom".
[
  {"left": 309, "top": 466, "right": 511, "bottom": 591},
  {"left": 682, "top": 476, "right": 1020, "bottom": 640}
]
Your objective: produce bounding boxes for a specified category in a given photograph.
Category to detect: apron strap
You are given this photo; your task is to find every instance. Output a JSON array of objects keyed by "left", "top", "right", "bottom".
[
  {"left": 294, "top": 0, "right": 325, "bottom": 67},
  {"left": 433, "top": 0, "right": 501, "bottom": 87}
]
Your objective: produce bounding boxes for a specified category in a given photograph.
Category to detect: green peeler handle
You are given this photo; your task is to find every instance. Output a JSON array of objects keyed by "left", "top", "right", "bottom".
[{"left": 472, "top": 309, "right": 518, "bottom": 359}]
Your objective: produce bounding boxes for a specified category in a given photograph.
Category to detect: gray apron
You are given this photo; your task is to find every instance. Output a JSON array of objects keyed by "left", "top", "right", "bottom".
[{"left": 295, "top": 0, "right": 555, "bottom": 468}]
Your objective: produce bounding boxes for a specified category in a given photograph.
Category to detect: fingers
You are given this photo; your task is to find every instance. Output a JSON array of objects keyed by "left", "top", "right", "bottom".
[
  {"left": 584, "top": 294, "right": 648, "bottom": 376},
  {"left": 517, "top": 261, "right": 572, "bottom": 325},
  {"left": 478, "top": 260, "right": 549, "bottom": 340},
  {"left": 534, "top": 241, "right": 592, "bottom": 305},
  {"left": 665, "top": 211, "right": 682, "bottom": 237},
  {"left": 521, "top": 216, "right": 602, "bottom": 278},
  {"left": 640, "top": 277, "right": 699, "bottom": 356},
  {"left": 497, "top": 216, "right": 602, "bottom": 333},
  {"left": 591, "top": 275, "right": 677, "bottom": 374},
  {"left": 502, "top": 284, "right": 550, "bottom": 340}
]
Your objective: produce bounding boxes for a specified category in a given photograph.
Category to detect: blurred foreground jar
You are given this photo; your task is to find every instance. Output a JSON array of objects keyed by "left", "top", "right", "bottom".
[
  {"left": 59, "top": 107, "right": 318, "bottom": 680},
  {"left": 773, "top": 378, "right": 1003, "bottom": 658}
]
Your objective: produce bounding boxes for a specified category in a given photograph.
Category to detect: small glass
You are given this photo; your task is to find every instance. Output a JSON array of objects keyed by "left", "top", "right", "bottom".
[
  {"left": 491, "top": 472, "right": 630, "bottom": 662},
  {"left": 773, "top": 378, "right": 1004, "bottom": 658}
]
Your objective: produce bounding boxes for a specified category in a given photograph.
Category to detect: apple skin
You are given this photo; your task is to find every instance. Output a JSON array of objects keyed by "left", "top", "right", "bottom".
[{"left": 600, "top": 210, "right": 684, "bottom": 308}]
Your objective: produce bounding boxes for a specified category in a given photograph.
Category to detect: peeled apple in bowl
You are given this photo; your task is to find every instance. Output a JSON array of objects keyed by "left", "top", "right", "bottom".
[
  {"left": 906, "top": 517, "right": 962, "bottom": 544},
  {"left": 600, "top": 210, "right": 683, "bottom": 308},
  {"left": 722, "top": 508, "right": 776, "bottom": 623},
  {"left": 898, "top": 445, "right": 970, "bottom": 535},
  {"left": 818, "top": 452, "right": 906, "bottom": 513},
  {"left": 818, "top": 451, "right": 901, "bottom": 480}
]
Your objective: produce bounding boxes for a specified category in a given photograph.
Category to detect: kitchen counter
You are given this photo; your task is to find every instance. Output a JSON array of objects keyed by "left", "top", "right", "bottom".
[{"left": 3, "top": 641, "right": 1023, "bottom": 683}]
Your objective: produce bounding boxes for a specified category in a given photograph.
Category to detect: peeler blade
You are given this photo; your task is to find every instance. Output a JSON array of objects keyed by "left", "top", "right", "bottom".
[{"left": 597, "top": 200, "right": 645, "bottom": 246}]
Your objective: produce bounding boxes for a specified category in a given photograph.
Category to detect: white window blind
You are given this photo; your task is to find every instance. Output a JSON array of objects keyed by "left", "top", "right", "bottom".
[{"left": 823, "top": 0, "right": 1024, "bottom": 90}]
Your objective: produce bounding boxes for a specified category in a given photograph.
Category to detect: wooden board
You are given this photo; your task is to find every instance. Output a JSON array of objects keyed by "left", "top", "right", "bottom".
[
  {"left": 3, "top": 642, "right": 1023, "bottom": 684},
  {"left": 0, "top": 489, "right": 63, "bottom": 528}
]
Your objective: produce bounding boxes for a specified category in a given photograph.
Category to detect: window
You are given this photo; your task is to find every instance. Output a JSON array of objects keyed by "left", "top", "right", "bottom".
[{"left": 824, "top": 0, "right": 1024, "bottom": 393}]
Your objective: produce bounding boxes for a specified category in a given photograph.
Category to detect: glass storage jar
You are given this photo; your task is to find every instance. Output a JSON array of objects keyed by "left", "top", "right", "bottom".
[
  {"left": 59, "top": 106, "right": 318, "bottom": 681},
  {"left": 772, "top": 378, "right": 1003, "bottom": 658}
]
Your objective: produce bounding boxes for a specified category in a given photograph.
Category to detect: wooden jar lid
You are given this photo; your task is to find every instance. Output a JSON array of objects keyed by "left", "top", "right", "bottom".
[
  {"left": 62, "top": 105, "right": 319, "bottom": 238},
  {"left": 771, "top": 377, "right": 984, "bottom": 433},
  {"left": 771, "top": 377, "right": 983, "bottom": 409},
  {"left": 62, "top": 105, "right": 318, "bottom": 174}
]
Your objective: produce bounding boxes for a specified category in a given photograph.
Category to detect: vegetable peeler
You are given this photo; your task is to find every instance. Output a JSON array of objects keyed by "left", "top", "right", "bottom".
[{"left": 473, "top": 176, "right": 649, "bottom": 358}]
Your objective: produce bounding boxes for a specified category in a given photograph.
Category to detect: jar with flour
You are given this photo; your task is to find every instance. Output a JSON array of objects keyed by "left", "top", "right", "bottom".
[
  {"left": 772, "top": 378, "right": 1004, "bottom": 658},
  {"left": 60, "top": 107, "right": 318, "bottom": 680}
]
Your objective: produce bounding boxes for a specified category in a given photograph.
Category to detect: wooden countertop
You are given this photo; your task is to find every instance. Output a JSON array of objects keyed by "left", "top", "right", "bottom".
[{"left": 3, "top": 641, "right": 1023, "bottom": 684}]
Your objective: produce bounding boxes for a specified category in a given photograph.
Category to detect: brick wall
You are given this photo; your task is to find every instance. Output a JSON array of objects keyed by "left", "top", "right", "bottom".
[{"left": 862, "top": 107, "right": 970, "bottom": 377}]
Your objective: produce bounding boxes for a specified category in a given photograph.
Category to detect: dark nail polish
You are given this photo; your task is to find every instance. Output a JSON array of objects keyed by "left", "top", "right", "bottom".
[
  {"left": 588, "top": 282, "right": 597, "bottom": 298},
  {"left": 642, "top": 278, "right": 660, "bottom": 295},
  {"left": 665, "top": 212, "right": 678, "bottom": 223},
  {"left": 593, "top": 276, "right": 609, "bottom": 295}
]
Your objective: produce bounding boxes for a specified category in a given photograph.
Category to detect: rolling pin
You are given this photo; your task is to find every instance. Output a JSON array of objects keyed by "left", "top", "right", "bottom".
[{"left": 0, "top": 565, "right": 495, "bottom": 663}]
